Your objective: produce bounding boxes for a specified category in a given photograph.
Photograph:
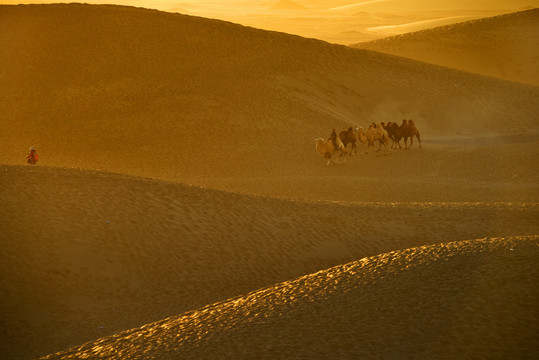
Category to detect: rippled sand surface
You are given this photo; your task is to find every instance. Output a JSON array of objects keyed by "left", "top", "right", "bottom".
[{"left": 0, "top": 3, "right": 537, "bottom": 359}]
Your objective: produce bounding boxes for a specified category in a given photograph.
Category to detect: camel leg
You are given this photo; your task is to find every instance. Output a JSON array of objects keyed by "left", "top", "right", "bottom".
[
  {"left": 366, "top": 141, "right": 374, "bottom": 154},
  {"left": 417, "top": 133, "right": 421, "bottom": 148}
]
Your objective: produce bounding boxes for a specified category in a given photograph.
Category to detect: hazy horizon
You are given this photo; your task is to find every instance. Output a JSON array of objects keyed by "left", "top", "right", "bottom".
[{"left": 2, "top": 1, "right": 537, "bottom": 44}]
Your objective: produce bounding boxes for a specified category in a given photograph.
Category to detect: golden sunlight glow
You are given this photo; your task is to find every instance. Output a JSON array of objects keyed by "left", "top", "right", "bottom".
[
  {"left": 2, "top": 0, "right": 538, "bottom": 358},
  {"left": 2, "top": 0, "right": 537, "bottom": 43}
]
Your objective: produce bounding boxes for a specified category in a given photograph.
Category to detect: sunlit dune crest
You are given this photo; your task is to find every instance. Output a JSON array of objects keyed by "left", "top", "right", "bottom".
[
  {"left": 365, "top": 15, "right": 482, "bottom": 35},
  {"left": 40, "top": 236, "right": 539, "bottom": 359},
  {"left": 3, "top": 1, "right": 536, "bottom": 44},
  {"left": 354, "top": 8, "right": 539, "bottom": 86},
  {"left": 3, "top": 165, "right": 538, "bottom": 359}
]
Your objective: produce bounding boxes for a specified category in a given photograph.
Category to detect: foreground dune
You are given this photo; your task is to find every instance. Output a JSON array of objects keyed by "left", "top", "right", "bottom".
[
  {"left": 354, "top": 9, "right": 539, "bottom": 86},
  {"left": 1, "top": 165, "right": 538, "bottom": 359},
  {"left": 40, "top": 236, "right": 539, "bottom": 360}
]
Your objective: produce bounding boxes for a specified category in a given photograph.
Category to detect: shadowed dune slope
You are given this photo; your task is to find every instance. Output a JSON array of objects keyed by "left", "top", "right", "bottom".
[
  {"left": 41, "top": 236, "right": 539, "bottom": 360},
  {"left": 2, "top": 165, "right": 538, "bottom": 359},
  {"left": 1, "top": 3, "right": 538, "bottom": 191},
  {"left": 353, "top": 8, "right": 539, "bottom": 86}
]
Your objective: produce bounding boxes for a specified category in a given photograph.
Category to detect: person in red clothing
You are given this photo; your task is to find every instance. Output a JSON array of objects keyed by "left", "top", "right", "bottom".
[{"left": 26, "top": 146, "right": 38, "bottom": 165}]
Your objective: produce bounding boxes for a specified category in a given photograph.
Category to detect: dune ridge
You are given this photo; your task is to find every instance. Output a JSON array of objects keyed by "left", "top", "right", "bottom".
[
  {"left": 39, "top": 236, "right": 539, "bottom": 359},
  {"left": 353, "top": 8, "right": 539, "bottom": 86},
  {"left": 1, "top": 4, "right": 538, "bottom": 178},
  {"left": 2, "top": 165, "right": 538, "bottom": 359}
]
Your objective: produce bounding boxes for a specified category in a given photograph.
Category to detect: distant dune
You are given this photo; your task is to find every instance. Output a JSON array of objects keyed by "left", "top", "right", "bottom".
[
  {"left": 326, "top": 0, "right": 536, "bottom": 14},
  {"left": 269, "top": 0, "right": 306, "bottom": 10},
  {"left": 353, "top": 8, "right": 539, "bottom": 86},
  {"left": 40, "top": 236, "right": 539, "bottom": 359}
]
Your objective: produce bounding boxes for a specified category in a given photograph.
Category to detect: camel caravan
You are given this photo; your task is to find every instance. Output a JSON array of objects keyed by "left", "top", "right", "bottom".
[{"left": 315, "top": 119, "right": 421, "bottom": 165}]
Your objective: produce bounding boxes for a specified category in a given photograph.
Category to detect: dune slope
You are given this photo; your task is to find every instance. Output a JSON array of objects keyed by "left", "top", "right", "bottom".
[
  {"left": 1, "top": 3, "right": 538, "bottom": 198},
  {"left": 1, "top": 165, "right": 538, "bottom": 359},
  {"left": 40, "top": 236, "right": 539, "bottom": 360},
  {"left": 353, "top": 8, "right": 539, "bottom": 86},
  {"left": 1, "top": 4, "right": 538, "bottom": 359}
]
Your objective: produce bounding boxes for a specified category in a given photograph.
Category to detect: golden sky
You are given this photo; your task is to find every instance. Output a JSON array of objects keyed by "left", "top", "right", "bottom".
[{"left": 1, "top": 1, "right": 537, "bottom": 13}]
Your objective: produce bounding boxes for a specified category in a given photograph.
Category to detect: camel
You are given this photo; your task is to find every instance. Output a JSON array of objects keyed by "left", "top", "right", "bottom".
[
  {"left": 400, "top": 119, "right": 421, "bottom": 149},
  {"left": 315, "top": 131, "right": 346, "bottom": 166},
  {"left": 339, "top": 127, "right": 359, "bottom": 155},
  {"left": 355, "top": 126, "right": 368, "bottom": 152},
  {"left": 385, "top": 121, "right": 403, "bottom": 149},
  {"left": 365, "top": 122, "right": 389, "bottom": 153}
]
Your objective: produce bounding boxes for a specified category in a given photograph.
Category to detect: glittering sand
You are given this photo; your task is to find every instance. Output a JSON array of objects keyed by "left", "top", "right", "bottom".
[{"left": 0, "top": 4, "right": 538, "bottom": 359}]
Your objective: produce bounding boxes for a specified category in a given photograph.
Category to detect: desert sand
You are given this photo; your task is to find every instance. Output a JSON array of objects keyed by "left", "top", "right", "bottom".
[
  {"left": 39, "top": 236, "right": 539, "bottom": 359},
  {"left": 0, "top": 3, "right": 538, "bottom": 360},
  {"left": 354, "top": 8, "right": 539, "bottom": 86},
  {"left": 2, "top": 1, "right": 535, "bottom": 44}
]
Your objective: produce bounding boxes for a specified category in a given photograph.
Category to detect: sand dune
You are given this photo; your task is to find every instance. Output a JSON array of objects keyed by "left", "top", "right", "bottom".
[
  {"left": 365, "top": 15, "right": 481, "bottom": 36},
  {"left": 269, "top": 0, "right": 305, "bottom": 10},
  {"left": 1, "top": 3, "right": 538, "bottom": 201},
  {"left": 354, "top": 8, "right": 539, "bottom": 86},
  {"left": 1, "top": 4, "right": 538, "bottom": 359},
  {"left": 324, "top": 0, "right": 536, "bottom": 13},
  {"left": 2, "top": 165, "right": 538, "bottom": 359},
  {"left": 39, "top": 236, "right": 539, "bottom": 359},
  {"left": 5, "top": 1, "right": 533, "bottom": 44}
]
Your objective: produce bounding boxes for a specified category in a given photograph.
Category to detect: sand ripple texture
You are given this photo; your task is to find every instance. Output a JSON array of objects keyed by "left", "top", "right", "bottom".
[
  {"left": 1, "top": 165, "right": 538, "bottom": 359},
  {"left": 40, "top": 236, "right": 539, "bottom": 360}
]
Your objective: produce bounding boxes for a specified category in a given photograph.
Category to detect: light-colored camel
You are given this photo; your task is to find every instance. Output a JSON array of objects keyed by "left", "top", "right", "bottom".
[
  {"left": 355, "top": 126, "right": 368, "bottom": 153},
  {"left": 364, "top": 123, "right": 389, "bottom": 153},
  {"left": 315, "top": 136, "right": 346, "bottom": 165}
]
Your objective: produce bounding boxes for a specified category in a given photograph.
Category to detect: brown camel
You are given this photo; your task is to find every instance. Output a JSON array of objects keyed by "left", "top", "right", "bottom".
[
  {"left": 339, "top": 127, "right": 359, "bottom": 155},
  {"left": 385, "top": 121, "right": 403, "bottom": 149},
  {"left": 400, "top": 119, "right": 421, "bottom": 149}
]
